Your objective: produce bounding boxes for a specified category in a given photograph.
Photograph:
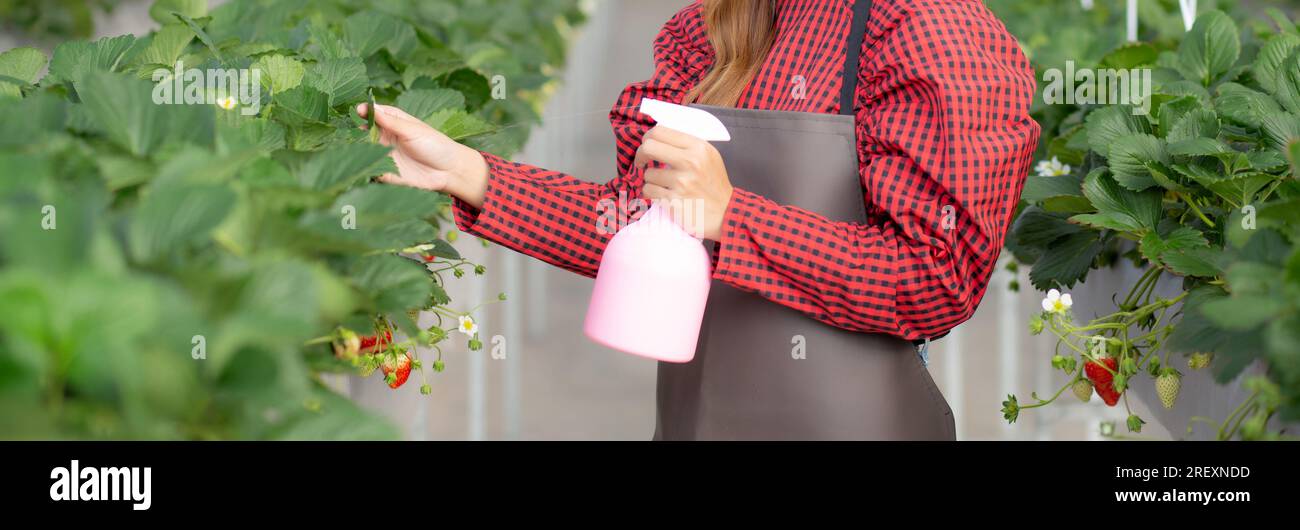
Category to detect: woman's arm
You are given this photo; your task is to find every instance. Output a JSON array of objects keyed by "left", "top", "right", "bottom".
[
  {"left": 674, "top": 2, "right": 1041, "bottom": 341},
  {"left": 437, "top": 5, "right": 710, "bottom": 277}
]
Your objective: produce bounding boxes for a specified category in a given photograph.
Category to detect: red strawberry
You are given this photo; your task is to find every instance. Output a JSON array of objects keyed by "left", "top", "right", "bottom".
[
  {"left": 381, "top": 352, "right": 412, "bottom": 389},
  {"left": 423, "top": 255, "right": 436, "bottom": 263},
  {"left": 359, "top": 330, "right": 392, "bottom": 354},
  {"left": 1085, "top": 357, "right": 1121, "bottom": 406}
]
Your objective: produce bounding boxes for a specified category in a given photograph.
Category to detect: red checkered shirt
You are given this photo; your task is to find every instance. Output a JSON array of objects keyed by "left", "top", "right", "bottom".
[{"left": 453, "top": 0, "right": 1040, "bottom": 340}]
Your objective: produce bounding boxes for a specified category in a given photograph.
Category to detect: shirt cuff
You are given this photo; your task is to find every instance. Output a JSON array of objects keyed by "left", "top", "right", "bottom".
[
  {"left": 711, "top": 186, "right": 762, "bottom": 285},
  {"left": 451, "top": 151, "right": 520, "bottom": 236}
]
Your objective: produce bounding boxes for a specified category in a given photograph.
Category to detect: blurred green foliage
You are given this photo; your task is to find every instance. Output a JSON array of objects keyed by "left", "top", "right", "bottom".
[{"left": 0, "top": 0, "right": 583, "bottom": 439}]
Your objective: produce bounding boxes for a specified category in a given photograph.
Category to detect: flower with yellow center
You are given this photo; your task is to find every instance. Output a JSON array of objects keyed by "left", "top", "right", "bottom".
[
  {"left": 216, "top": 96, "right": 238, "bottom": 110},
  {"left": 1041, "top": 289, "right": 1073, "bottom": 314},
  {"left": 457, "top": 315, "right": 478, "bottom": 336}
]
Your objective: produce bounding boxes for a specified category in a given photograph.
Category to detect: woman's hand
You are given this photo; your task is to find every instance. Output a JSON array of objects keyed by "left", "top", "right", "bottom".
[
  {"left": 356, "top": 104, "right": 489, "bottom": 208},
  {"left": 634, "top": 126, "right": 734, "bottom": 241}
]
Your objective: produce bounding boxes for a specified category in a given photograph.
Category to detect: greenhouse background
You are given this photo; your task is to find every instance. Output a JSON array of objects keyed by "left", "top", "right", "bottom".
[{"left": 3, "top": 0, "right": 1298, "bottom": 440}]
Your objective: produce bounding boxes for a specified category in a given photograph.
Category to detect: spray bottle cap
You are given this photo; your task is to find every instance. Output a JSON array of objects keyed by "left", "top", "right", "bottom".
[{"left": 639, "top": 98, "right": 731, "bottom": 142}]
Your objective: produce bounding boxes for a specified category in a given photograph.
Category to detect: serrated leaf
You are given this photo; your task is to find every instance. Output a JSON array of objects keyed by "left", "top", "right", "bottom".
[
  {"left": 1085, "top": 106, "right": 1149, "bottom": 157},
  {"left": 1166, "top": 108, "right": 1219, "bottom": 143},
  {"left": 1162, "top": 247, "right": 1221, "bottom": 277},
  {"left": 343, "top": 11, "right": 412, "bottom": 58},
  {"left": 130, "top": 181, "right": 235, "bottom": 260},
  {"left": 1176, "top": 11, "right": 1240, "bottom": 86},
  {"left": 149, "top": 0, "right": 207, "bottom": 26},
  {"left": 1215, "top": 84, "right": 1281, "bottom": 128},
  {"left": 1107, "top": 133, "right": 1168, "bottom": 191},
  {"left": 47, "top": 35, "right": 138, "bottom": 85},
  {"left": 254, "top": 54, "right": 304, "bottom": 95},
  {"left": 1028, "top": 231, "right": 1102, "bottom": 290},
  {"left": 297, "top": 142, "right": 391, "bottom": 191},
  {"left": 132, "top": 25, "right": 195, "bottom": 69},
  {"left": 1100, "top": 42, "right": 1159, "bottom": 70},
  {"left": 0, "top": 47, "right": 47, "bottom": 98},
  {"left": 1081, "top": 167, "right": 1162, "bottom": 231},
  {"left": 271, "top": 85, "right": 329, "bottom": 127},
  {"left": 1275, "top": 50, "right": 1300, "bottom": 114},
  {"left": 1168, "top": 137, "right": 1230, "bottom": 157},
  {"left": 396, "top": 88, "right": 465, "bottom": 121},
  {"left": 77, "top": 71, "right": 210, "bottom": 157},
  {"left": 1254, "top": 33, "right": 1300, "bottom": 93},
  {"left": 425, "top": 109, "right": 495, "bottom": 140},
  {"left": 1201, "top": 295, "right": 1284, "bottom": 331},
  {"left": 305, "top": 57, "right": 368, "bottom": 107},
  {"left": 1261, "top": 113, "right": 1300, "bottom": 152},
  {"left": 349, "top": 255, "right": 434, "bottom": 313},
  {"left": 173, "top": 12, "right": 223, "bottom": 64}
]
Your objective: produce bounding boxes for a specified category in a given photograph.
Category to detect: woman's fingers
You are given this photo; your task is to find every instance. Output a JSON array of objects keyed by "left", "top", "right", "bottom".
[
  {"left": 643, "top": 167, "right": 682, "bottom": 189},
  {"left": 645, "top": 125, "right": 699, "bottom": 149},
  {"left": 642, "top": 182, "right": 672, "bottom": 200},
  {"left": 634, "top": 137, "right": 688, "bottom": 169},
  {"left": 356, "top": 104, "right": 431, "bottom": 141}
]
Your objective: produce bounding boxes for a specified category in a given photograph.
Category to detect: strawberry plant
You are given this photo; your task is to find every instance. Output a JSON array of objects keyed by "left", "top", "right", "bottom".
[
  {"left": 0, "top": 0, "right": 582, "bottom": 439},
  {"left": 1004, "top": 9, "right": 1300, "bottom": 440}
]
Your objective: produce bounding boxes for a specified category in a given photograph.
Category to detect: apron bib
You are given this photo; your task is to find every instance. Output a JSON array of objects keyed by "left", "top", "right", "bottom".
[{"left": 653, "top": 0, "right": 956, "bottom": 440}]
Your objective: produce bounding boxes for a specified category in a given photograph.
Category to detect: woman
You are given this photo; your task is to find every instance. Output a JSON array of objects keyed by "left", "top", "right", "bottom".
[{"left": 359, "top": 0, "right": 1039, "bottom": 440}]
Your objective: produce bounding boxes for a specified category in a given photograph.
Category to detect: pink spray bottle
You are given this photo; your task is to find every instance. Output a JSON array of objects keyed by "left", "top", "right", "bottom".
[{"left": 583, "top": 99, "right": 731, "bottom": 363}]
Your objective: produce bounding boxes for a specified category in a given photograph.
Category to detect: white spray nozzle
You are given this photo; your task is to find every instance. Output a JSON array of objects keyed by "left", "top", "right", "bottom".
[{"left": 639, "top": 98, "right": 731, "bottom": 142}]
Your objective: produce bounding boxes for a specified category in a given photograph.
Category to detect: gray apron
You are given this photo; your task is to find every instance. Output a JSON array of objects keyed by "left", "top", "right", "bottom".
[{"left": 653, "top": 0, "right": 956, "bottom": 440}]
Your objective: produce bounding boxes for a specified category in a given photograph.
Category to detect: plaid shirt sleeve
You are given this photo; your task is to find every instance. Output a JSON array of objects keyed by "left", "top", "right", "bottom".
[
  {"left": 451, "top": 4, "right": 708, "bottom": 277},
  {"left": 453, "top": 0, "right": 1039, "bottom": 340}
]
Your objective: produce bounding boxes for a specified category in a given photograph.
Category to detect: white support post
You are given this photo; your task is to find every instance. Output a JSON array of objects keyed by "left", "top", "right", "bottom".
[
  {"left": 998, "top": 260, "right": 1020, "bottom": 440},
  {"left": 468, "top": 261, "right": 487, "bottom": 440},
  {"left": 503, "top": 250, "right": 523, "bottom": 440},
  {"left": 1179, "top": 0, "right": 1197, "bottom": 31},
  {"left": 1127, "top": 0, "right": 1139, "bottom": 42}
]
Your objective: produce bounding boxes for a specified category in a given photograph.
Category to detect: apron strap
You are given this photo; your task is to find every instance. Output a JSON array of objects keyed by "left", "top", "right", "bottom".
[{"left": 837, "top": 0, "right": 873, "bottom": 116}]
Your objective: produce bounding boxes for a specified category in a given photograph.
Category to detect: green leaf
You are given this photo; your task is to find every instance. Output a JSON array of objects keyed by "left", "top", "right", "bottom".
[
  {"left": 1167, "top": 286, "right": 1264, "bottom": 383},
  {"left": 1176, "top": 11, "right": 1240, "bottom": 86},
  {"left": 426, "top": 109, "right": 495, "bottom": 140},
  {"left": 254, "top": 54, "right": 305, "bottom": 95},
  {"left": 343, "top": 11, "right": 413, "bottom": 58},
  {"left": 149, "top": 0, "right": 207, "bottom": 26},
  {"left": 1099, "top": 42, "right": 1159, "bottom": 69},
  {"left": 1253, "top": 33, "right": 1300, "bottom": 93},
  {"left": 130, "top": 181, "right": 236, "bottom": 260},
  {"left": 297, "top": 142, "right": 392, "bottom": 191},
  {"left": 1167, "top": 137, "right": 1230, "bottom": 157},
  {"left": 349, "top": 255, "right": 434, "bottom": 313},
  {"left": 427, "top": 239, "right": 460, "bottom": 260},
  {"left": 305, "top": 57, "right": 369, "bottom": 107},
  {"left": 1140, "top": 226, "right": 1209, "bottom": 264},
  {"left": 1215, "top": 84, "right": 1281, "bottom": 128},
  {"left": 47, "top": 35, "right": 138, "bottom": 85},
  {"left": 1107, "top": 134, "right": 1168, "bottom": 191},
  {"left": 270, "top": 85, "right": 330, "bottom": 128},
  {"left": 1080, "top": 168, "right": 1161, "bottom": 231},
  {"left": 1201, "top": 295, "right": 1284, "bottom": 331},
  {"left": 1261, "top": 113, "right": 1300, "bottom": 152},
  {"left": 1162, "top": 248, "right": 1221, "bottom": 278},
  {"left": 1085, "top": 106, "right": 1149, "bottom": 158},
  {"left": 1028, "top": 231, "right": 1101, "bottom": 290},
  {"left": 1166, "top": 108, "right": 1219, "bottom": 143},
  {"left": 396, "top": 88, "right": 465, "bottom": 121},
  {"left": 132, "top": 25, "right": 196, "bottom": 70},
  {"left": 173, "top": 12, "right": 223, "bottom": 64},
  {"left": 77, "top": 71, "right": 202, "bottom": 157},
  {"left": 0, "top": 47, "right": 48, "bottom": 98},
  {"left": 1274, "top": 50, "right": 1300, "bottom": 114}
]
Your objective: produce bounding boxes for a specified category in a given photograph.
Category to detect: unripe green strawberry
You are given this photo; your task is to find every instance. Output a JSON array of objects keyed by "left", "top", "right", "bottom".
[
  {"left": 1188, "top": 352, "right": 1212, "bottom": 370},
  {"left": 1156, "top": 369, "right": 1181, "bottom": 410},
  {"left": 1072, "top": 379, "right": 1093, "bottom": 403}
]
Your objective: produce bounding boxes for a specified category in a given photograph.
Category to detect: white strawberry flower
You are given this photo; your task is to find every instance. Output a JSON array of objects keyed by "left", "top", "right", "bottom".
[
  {"left": 457, "top": 315, "right": 478, "bottom": 336},
  {"left": 216, "top": 95, "right": 238, "bottom": 110},
  {"left": 1034, "top": 157, "right": 1071, "bottom": 177},
  {"left": 1041, "top": 289, "right": 1073, "bottom": 314}
]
